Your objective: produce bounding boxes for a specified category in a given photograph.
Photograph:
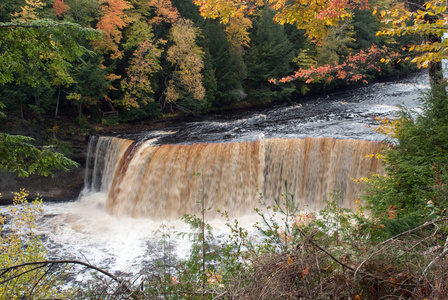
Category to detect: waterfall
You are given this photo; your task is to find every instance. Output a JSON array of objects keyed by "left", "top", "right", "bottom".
[{"left": 82, "top": 136, "right": 383, "bottom": 218}]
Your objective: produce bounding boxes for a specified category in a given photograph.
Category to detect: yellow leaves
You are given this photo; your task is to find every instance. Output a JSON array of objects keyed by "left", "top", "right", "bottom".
[
  {"left": 435, "top": 5, "right": 446, "bottom": 14},
  {"left": 67, "top": 92, "right": 82, "bottom": 102},
  {"left": 352, "top": 177, "right": 371, "bottom": 184},
  {"left": 376, "top": 0, "right": 448, "bottom": 69},
  {"left": 166, "top": 18, "right": 205, "bottom": 102},
  {"left": 194, "top": 0, "right": 359, "bottom": 44},
  {"left": 225, "top": 16, "right": 252, "bottom": 48},
  {"left": 122, "top": 39, "right": 162, "bottom": 107},
  {"left": 365, "top": 153, "right": 384, "bottom": 160},
  {"left": 0, "top": 190, "right": 66, "bottom": 298},
  {"left": 372, "top": 117, "right": 401, "bottom": 138},
  {"left": 13, "top": 0, "right": 45, "bottom": 21}
]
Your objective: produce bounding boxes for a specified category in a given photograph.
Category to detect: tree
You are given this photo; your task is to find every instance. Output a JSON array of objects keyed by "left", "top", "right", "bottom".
[
  {"left": 53, "top": 0, "right": 71, "bottom": 17},
  {"left": 0, "top": 1, "right": 100, "bottom": 176},
  {"left": 61, "top": 0, "right": 102, "bottom": 26},
  {"left": 362, "top": 84, "right": 448, "bottom": 235},
  {"left": 193, "top": 0, "right": 370, "bottom": 42},
  {"left": 204, "top": 21, "right": 243, "bottom": 107},
  {"left": 270, "top": 44, "right": 395, "bottom": 85},
  {"left": 165, "top": 18, "right": 205, "bottom": 104},
  {"left": 121, "top": 38, "right": 163, "bottom": 108},
  {"left": 94, "top": 0, "right": 132, "bottom": 59},
  {"left": 67, "top": 58, "right": 111, "bottom": 117},
  {"left": 244, "top": 8, "right": 296, "bottom": 104},
  {"left": 374, "top": 0, "right": 446, "bottom": 85},
  {"left": 0, "top": 19, "right": 99, "bottom": 88},
  {"left": 0, "top": 191, "right": 68, "bottom": 298}
]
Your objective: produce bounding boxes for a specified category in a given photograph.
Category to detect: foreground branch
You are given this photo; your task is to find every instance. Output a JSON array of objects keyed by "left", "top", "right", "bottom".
[
  {"left": 0, "top": 260, "right": 139, "bottom": 299},
  {"left": 295, "top": 227, "right": 416, "bottom": 287}
]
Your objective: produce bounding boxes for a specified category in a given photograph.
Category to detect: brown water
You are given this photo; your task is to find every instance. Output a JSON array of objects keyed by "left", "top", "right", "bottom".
[{"left": 85, "top": 136, "right": 383, "bottom": 218}]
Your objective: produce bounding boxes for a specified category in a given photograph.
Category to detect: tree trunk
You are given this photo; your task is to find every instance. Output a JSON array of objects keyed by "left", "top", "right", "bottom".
[
  {"left": 428, "top": 34, "right": 444, "bottom": 89},
  {"left": 55, "top": 86, "right": 61, "bottom": 119}
]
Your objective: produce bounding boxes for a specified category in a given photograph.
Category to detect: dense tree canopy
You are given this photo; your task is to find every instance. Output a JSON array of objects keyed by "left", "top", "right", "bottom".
[{"left": 0, "top": 0, "right": 416, "bottom": 124}]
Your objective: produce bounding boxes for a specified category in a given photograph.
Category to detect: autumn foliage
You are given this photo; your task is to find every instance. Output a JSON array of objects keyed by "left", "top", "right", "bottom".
[
  {"left": 193, "top": 0, "right": 370, "bottom": 41},
  {"left": 0, "top": 0, "right": 421, "bottom": 120},
  {"left": 53, "top": 0, "right": 70, "bottom": 17},
  {"left": 374, "top": 0, "right": 448, "bottom": 68},
  {"left": 147, "top": 0, "right": 180, "bottom": 25},
  {"left": 166, "top": 18, "right": 205, "bottom": 103},
  {"left": 95, "top": 0, "right": 132, "bottom": 59},
  {"left": 271, "top": 44, "right": 399, "bottom": 85},
  {"left": 122, "top": 39, "right": 163, "bottom": 108}
]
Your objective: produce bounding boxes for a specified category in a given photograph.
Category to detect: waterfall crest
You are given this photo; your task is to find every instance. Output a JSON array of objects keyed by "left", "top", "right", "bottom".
[{"left": 82, "top": 137, "right": 383, "bottom": 218}]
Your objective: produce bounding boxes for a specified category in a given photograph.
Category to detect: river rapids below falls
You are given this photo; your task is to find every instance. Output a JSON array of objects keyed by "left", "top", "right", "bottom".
[{"left": 8, "top": 72, "right": 431, "bottom": 281}]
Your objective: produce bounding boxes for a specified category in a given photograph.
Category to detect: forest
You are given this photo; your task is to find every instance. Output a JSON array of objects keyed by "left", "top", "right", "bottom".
[
  {"left": 0, "top": 0, "right": 415, "bottom": 130},
  {"left": 1, "top": 0, "right": 448, "bottom": 299}
]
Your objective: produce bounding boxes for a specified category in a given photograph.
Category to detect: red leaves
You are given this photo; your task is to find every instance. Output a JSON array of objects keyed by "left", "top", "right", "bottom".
[
  {"left": 272, "top": 45, "right": 397, "bottom": 85},
  {"left": 317, "top": 0, "right": 349, "bottom": 20}
]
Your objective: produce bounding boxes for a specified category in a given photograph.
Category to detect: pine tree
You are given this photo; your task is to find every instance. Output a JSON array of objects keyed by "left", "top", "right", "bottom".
[{"left": 244, "top": 8, "right": 296, "bottom": 104}]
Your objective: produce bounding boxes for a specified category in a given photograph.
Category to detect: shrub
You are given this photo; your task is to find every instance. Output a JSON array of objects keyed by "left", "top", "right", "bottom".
[{"left": 0, "top": 190, "right": 70, "bottom": 299}]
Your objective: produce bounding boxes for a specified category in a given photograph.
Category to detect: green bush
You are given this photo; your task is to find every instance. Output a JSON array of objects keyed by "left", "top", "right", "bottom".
[
  {"left": 101, "top": 118, "right": 119, "bottom": 126},
  {"left": 363, "top": 83, "right": 448, "bottom": 232}
]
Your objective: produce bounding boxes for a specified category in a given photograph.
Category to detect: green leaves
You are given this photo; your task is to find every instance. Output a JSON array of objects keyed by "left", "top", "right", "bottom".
[
  {"left": 363, "top": 85, "right": 448, "bottom": 232},
  {"left": 0, "top": 133, "right": 79, "bottom": 177},
  {"left": 0, "top": 19, "right": 101, "bottom": 87}
]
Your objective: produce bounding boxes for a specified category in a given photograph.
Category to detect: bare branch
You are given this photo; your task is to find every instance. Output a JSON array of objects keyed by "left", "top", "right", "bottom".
[
  {"left": 0, "top": 259, "right": 144, "bottom": 299},
  {"left": 295, "top": 227, "right": 417, "bottom": 287}
]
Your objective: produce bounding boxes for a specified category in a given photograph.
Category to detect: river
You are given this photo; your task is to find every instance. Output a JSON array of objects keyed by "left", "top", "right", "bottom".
[{"left": 31, "top": 72, "right": 428, "bottom": 280}]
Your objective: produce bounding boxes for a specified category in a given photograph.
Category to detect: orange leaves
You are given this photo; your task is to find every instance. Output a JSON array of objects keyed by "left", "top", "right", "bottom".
[
  {"left": 53, "top": 0, "right": 70, "bottom": 17},
  {"left": 285, "top": 256, "right": 310, "bottom": 278},
  {"left": 95, "top": 0, "right": 133, "bottom": 59},
  {"left": 147, "top": 0, "right": 180, "bottom": 25},
  {"left": 387, "top": 204, "right": 397, "bottom": 219},
  {"left": 301, "top": 263, "right": 310, "bottom": 278}
]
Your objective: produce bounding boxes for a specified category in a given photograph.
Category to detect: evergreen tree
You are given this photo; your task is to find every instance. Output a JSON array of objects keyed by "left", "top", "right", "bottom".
[
  {"left": 352, "top": 8, "right": 380, "bottom": 50},
  {"left": 363, "top": 84, "right": 448, "bottom": 235},
  {"left": 244, "top": 8, "right": 296, "bottom": 104},
  {"left": 204, "top": 21, "right": 242, "bottom": 107}
]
